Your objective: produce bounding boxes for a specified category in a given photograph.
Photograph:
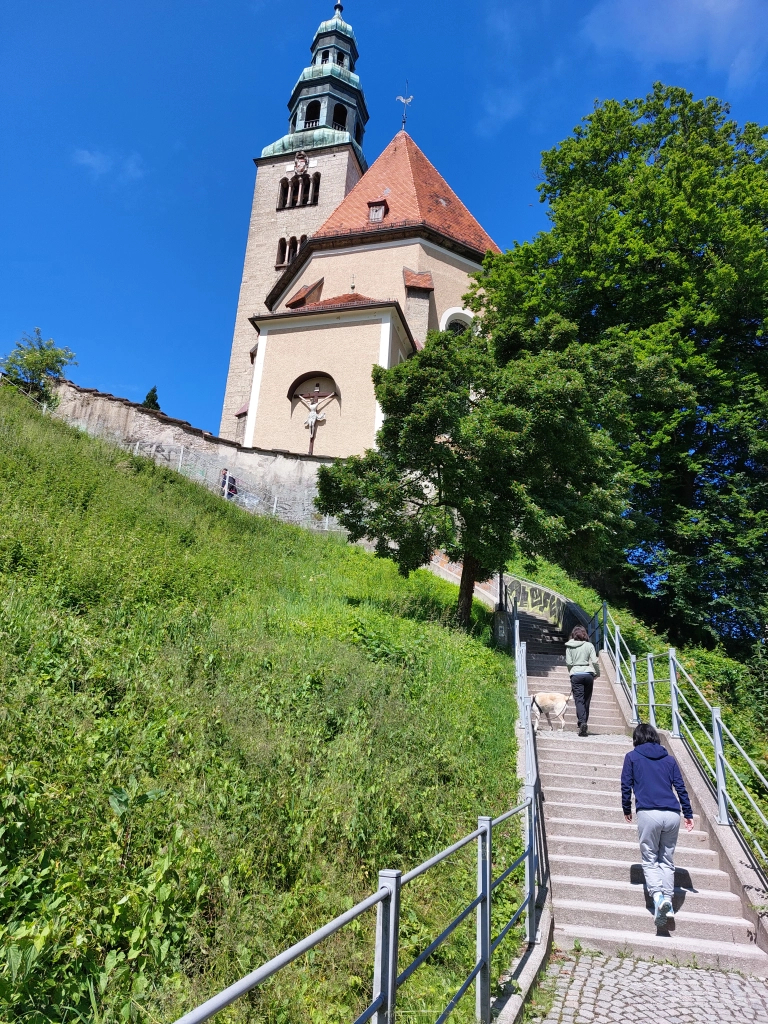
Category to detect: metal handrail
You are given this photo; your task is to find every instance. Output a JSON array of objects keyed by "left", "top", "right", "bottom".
[
  {"left": 174, "top": 593, "right": 542, "bottom": 1024},
  {"left": 594, "top": 599, "right": 768, "bottom": 881}
]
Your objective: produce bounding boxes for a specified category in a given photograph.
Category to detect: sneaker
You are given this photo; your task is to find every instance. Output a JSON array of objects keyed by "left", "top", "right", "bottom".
[
  {"left": 659, "top": 896, "right": 674, "bottom": 919},
  {"left": 578, "top": 723, "right": 588, "bottom": 737},
  {"left": 653, "top": 891, "right": 668, "bottom": 926}
]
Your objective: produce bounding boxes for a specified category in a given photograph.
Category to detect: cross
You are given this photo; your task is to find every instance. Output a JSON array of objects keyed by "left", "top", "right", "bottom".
[
  {"left": 296, "top": 382, "right": 336, "bottom": 454},
  {"left": 396, "top": 82, "right": 413, "bottom": 131}
]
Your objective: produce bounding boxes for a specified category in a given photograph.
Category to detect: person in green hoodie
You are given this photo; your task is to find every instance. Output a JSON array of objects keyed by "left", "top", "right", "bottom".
[{"left": 565, "top": 625, "right": 600, "bottom": 736}]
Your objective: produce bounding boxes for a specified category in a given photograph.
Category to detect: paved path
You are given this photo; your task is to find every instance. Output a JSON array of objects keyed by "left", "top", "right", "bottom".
[{"left": 532, "top": 953, "right": 768, "bottom": 1023}]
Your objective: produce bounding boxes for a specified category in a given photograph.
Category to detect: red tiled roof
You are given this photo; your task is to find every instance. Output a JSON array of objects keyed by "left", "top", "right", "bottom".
[
  {"left": 286, "top": 277, "right": 324, "bottom": 308},
  {"left": 314, "top": 131, "right": 500, "bottom": 257},
  {"left": 403, "top": 267, "right": 434, "bottom": 290},
  {"left": 301, "top": 292, "right": 377, "bottom": 311}
]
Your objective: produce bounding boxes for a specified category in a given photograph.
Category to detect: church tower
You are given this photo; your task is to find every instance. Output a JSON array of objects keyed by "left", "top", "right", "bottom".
[{"left": 219, "top": 3, "right": 369, "bottom": 441}]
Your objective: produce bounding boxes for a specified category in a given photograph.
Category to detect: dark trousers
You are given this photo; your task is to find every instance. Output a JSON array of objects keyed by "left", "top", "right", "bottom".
[{"left": 570, "top": 673, "right": 594, "bottom": 726}]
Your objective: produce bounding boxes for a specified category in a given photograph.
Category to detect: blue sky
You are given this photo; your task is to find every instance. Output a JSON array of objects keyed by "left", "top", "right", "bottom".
[{"left": 2, "top": 0, "right": 768, "bottom": 433}]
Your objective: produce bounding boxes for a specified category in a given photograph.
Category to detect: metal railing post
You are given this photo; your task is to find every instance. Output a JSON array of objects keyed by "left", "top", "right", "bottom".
[
  {"left": 629, "top": 655, "right": 639, "bottom": 725},
  {"left": 614, "top": 624, "right": 623, "bottom": 690},
  {"left": 476, "top": 816, "right": 493, "bottom": 1024},
  {"left": 669, "top": 649, "right": 681, "bottom": 739},
  {"left": 602, "top": 600, "right": 608, "bottom": 651},
  {"left": 647, "top": 654, "right": 657, "bottom": 729},
  {"left": 712, "top": 707, "right": 730, "bottom": 825},
  {"left": 524, "top": 787, "right": 537, "bottom": 945},
  {"left": 373, "top": 869, "right": 401, "bottom": 1024}
]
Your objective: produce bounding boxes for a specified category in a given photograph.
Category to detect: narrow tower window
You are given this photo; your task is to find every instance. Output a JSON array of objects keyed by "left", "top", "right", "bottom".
[
  {"left": 321, "top": 50, "right": 329, "bottom": 64},
  {"left": 332, "top": 103, "right": 347, "bottom": 131},
  {"left": 276, "top": 238, "right": 287, "bottom": 266},
  {"left": 277, "top": 178, "right": 289, "bottom": 210},
  {"left": 287, "top": 237, "right": 298, "bottom": 263},
  {"left": 289, "top": 177, "right": 300, "bottom": 207},
  {"left": 336, "top": 51, "right": 345, "bottom": 66},
  {"left": 355, "top": 122, "right": 363, "bottom": 144},
  {"left": 300, "top": 173, "right": 311, "bottom": 206},
  {"left": 299, "top": 234, "right": 308, "bottom": 250},
  {"left": 311, "top": 172, "right": 321, "bottom": 205},
  {"left": 305, "top": 100, "right": 321, "bottom": 129}
]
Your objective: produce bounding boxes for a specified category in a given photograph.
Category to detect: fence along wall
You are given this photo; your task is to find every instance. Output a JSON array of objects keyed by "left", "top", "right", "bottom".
[{"left": 52, "top": 380, "right": 338, "bottom": 530}]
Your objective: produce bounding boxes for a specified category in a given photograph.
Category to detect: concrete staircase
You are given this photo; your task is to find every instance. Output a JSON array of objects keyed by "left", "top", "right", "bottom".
[{"left": 521, "top": 610, "right": 768, "bottom": 974}]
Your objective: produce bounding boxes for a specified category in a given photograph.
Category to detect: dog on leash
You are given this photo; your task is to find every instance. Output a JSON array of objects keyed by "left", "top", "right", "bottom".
[{"left": 531, "top": 692, "right": 572, "bottom": 732}]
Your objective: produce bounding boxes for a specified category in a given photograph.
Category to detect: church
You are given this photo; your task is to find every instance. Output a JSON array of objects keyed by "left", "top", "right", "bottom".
[{"left": 219, "top": 2, "right": 499, "bottom": 459}]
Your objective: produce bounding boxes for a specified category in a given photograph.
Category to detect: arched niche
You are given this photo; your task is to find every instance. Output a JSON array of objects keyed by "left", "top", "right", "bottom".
[{"left": 287, "top": 371, "right": 340, "bottom": 404}]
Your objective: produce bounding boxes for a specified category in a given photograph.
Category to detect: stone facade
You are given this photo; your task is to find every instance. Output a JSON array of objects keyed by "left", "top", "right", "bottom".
[
  {"left": 54, "top": 380, "right": 328, "bottom": 504},
  {"left": 244, "top": 304, "right": 413, "bottom": 457},
  {"left": 272, "top": 241, "right": 479, "bottom": 331},
  {"left": 219, "top": 143, "right": 363, "bottom": 439}
]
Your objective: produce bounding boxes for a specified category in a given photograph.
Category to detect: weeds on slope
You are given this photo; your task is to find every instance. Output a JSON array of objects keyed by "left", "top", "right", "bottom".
[{"left": 0, "top": 391, "right": 521, "bottom": 1023}]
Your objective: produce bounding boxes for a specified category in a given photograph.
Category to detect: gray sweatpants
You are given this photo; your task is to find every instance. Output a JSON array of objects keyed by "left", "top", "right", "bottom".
[{"left": 636, "top": 809, "right": 680, "bottom": 899}]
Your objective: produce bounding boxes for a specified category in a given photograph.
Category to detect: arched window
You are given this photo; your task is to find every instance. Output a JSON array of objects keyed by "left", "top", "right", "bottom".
[
  {"left": 446, "top": 319, "right": 468, "bottom": 336},
  {"left": 355, "top": 121, "right": 363, "bottom": 145},
  {"left": 332, "top": 103, "right": 347, "bottom": 131},
  {"left": 336, "top": 51, "right": 345, "bottom": 66},
  {"left": 440, "top": 308, "right": 474, "bottom": 334},
  {"left": 277, "top": 178, "right": 289, "bottom": 210},
  {"left": 276, "top": 238, "right": 287, "bottom": 266},
  {"left": 321, "top": 50, "right": 329, "bottom": 64},
  {"left": 305, "top": 100, "right": 321, "bottom": 129},
  {"left": 300, "top": 173, "right": 311, "bottom": 206},
  {"left": 310, "top": 172, "right": 321, "bottom": 205},
  {"left": 289, "top": 177, "right": 300, "bottom": 207},
  {"left": 287, "top": 237, "right": 298, "bottom": 263},
  {"left": 299, "top": 234, "right": 308, "bottom": 250}
]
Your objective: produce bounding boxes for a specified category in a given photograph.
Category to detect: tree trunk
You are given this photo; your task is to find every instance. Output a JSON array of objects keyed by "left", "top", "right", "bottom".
[{"left": 457, "top": 551, "right": 480, "bottom": 630}]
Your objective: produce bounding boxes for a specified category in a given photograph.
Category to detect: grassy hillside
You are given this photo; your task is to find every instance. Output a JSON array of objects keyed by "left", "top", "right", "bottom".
[{"left": 0, "top": 390, "right": 520, "bottom": 1024}]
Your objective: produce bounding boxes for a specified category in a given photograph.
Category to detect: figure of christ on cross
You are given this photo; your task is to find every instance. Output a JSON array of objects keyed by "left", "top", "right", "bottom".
[{"left": 295, "top": 385, "right": 337, "bottom": 454}]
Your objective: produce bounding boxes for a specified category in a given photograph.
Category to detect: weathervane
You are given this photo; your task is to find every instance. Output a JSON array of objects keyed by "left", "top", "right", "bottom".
[{"left": 396, "top": 81, "right": 413, "bottom": 131}]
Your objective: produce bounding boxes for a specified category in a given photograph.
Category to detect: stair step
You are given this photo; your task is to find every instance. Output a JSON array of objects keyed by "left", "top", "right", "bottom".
[
  {"left": 541, "top": 769, "right": 624, "bottom": 788},
  {"left": 550, "top": 874, "right": 741, "bottom": 915},
  {"left": 537, "top": 751, "right": 628, "bottom": 768},
  {"left": 552, "top": 897, "right": 753, "bottom": 942},
  {"left": 553, "top": 923, "right": 768, "bottom": 974},
  {"left": 541, "top": 785, "right": 619, "bottom": 806},
  {"left": 537, "top": 736, "right": 632, "bottom": 754},
  {"left": 543, "top": 801, "right": 700, "bottom": 827},
  {"left": 548, "top": 853, "right": 734, "bottom": 891},
  {"left": 547, "top": 834, "right": 720, "bottom": 868},
  {"left": 546, "top": 817, "right": 710, "bottom": 848}
]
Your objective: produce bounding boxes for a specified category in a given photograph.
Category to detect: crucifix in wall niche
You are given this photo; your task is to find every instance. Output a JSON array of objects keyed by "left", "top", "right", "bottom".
[{"left": 295, "top": 382, "right": 337, "bottom": 454}]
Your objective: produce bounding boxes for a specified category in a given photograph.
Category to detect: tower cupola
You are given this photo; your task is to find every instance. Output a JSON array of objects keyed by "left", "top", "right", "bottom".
[{"left": 260, "top": 3, "right": 368, "bottom": 169}]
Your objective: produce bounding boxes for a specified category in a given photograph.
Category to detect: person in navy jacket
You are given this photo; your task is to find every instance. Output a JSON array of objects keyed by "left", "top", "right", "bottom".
[{"left": 621, "top": 722, "right": 694, "bottom": 927}]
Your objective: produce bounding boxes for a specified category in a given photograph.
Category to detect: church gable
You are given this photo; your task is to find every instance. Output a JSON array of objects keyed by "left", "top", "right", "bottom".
[{"left": 314, "top": 131, "right": 500, "bottom": 257}]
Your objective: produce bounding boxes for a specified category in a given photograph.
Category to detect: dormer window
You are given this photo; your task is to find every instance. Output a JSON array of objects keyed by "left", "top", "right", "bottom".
[{"left": 367, "top": 197, "right": 389, "bottom": 223}]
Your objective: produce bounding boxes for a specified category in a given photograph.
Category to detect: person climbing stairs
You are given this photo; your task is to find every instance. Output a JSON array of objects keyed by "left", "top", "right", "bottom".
[{"left": 519, "top": 607, "right": 768, "bottom": 974}]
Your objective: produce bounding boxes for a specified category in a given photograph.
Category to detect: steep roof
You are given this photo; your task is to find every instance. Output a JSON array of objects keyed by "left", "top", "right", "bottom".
[
  {"left": 314, "top": 131, "right": 500, "bottom": 257},
  {"left": 301, "top": 292, "right": 376, "bottom": 311}
]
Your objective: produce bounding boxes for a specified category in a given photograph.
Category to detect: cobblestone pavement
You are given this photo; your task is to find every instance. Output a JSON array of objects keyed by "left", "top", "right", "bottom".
[{"left": 532, "top": 953, "right": 768, "bottom": 1023}]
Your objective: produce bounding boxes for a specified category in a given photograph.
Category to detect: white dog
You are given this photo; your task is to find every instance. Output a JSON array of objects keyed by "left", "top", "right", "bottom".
[{"left": 531, "top": 692, "right": 572, "bottom": 732}]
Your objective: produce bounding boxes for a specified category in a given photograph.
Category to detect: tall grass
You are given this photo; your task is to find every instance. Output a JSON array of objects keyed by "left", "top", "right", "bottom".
[{"left": 0, "top": 390, "right": 521, "bottom": 1023}]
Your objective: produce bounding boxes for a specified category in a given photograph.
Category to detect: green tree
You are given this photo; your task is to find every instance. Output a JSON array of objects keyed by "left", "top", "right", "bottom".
[
  {"left": 142, "top": 386, "right": 160, "bottom": 411},
  {"left": 470, "top": 84, "right": 768, "bottom": 652},
  {"left": 316, "top": 330, "right": 626, "bottom": 628},
  {"left": 0, "top": 328, "right": 76, "bottom": 404}
]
